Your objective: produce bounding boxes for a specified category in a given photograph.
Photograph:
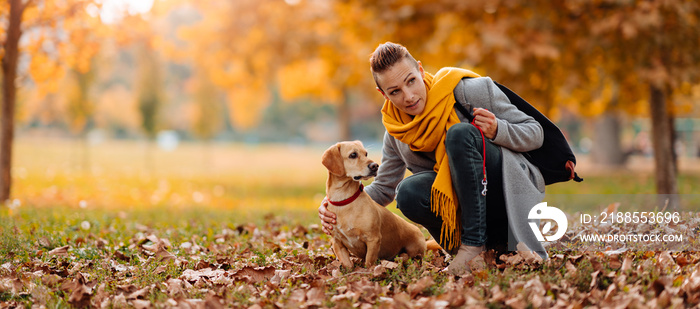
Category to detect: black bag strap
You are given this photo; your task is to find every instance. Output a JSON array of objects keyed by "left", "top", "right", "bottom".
[
  {"left": 453, "top": 101, "right": 473, "bottom": 122},
  {"left": 453, "top": 80, "right": 474, "bottom": 122}
]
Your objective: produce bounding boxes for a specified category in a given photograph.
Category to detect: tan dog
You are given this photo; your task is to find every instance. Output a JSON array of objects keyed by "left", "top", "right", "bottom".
[{"left": 322, "top": 141, "right": 426, "bottom": 268}]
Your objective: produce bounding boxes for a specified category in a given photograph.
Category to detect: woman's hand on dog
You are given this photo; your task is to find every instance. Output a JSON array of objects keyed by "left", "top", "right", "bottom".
[{"left": 318, "top": 197, "right": 336, "bottom": 235}]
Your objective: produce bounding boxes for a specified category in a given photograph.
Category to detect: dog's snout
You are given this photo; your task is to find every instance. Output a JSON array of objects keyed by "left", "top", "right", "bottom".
[{"left": 369, "top": 162, "right": 379, "bottom": 172}]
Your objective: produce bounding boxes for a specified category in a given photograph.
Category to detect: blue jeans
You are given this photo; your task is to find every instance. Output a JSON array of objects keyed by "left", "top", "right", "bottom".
[{"left": 396, "top": 123, "right": 507, "bottom": 250}]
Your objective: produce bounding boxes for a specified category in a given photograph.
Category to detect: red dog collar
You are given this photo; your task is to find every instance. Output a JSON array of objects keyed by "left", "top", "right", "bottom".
[{"left": 327, "top": 184, "right": 364, "bottom": 206}]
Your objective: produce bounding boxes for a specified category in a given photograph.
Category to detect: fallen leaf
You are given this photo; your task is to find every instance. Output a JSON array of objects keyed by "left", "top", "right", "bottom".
[
  {"left": 490, "top": 285, "right": 506, "bottom": 303},
  {"left": 127, "top": 287, "right": 150, "bottom": 300},
  {"left": 305, "top": 287, "right": 325, "bottom": 307},
  {"left": 436, "top": 290, "right": 466, "bottom": 307},
  {"left": 204, "top": 291, "right": 225, "bottom": 309},
  {"left": 565, "top": 260, "right": 577, "bottom": 274},
  {"left": 68, "top": 283, "right": 92, "bottom": 308},
  {"left": 589, "top": 270, "right": 600, "bottom": 291},
  {"left": 683, "top": 267, "right": 700, "bottom": 293},
  {"left": 621, "top": 255, "right": 633, "bottom": 271},
  {"left": 676, "top": 255, "right": 691, "bottom": 267},
  {"left": 380, "top": 260, "right": 399, "bottom": 269},
  {"left": 131, "top": 299, "right": 151, "bottom": 309},
  {"left": 605, "top": 202, "right": 620, "bottom": 214},
  {"left": 48, "top": 245, "right": 70, "bottom": 257},
  {"left": 505, "top": 294, "right": 527, "bottom": 309},
  {"left": 658, "top": 251, "right": 676, "bottom": 268},
  {"left": 516, "top": 242, "right": 543, "bottom": 265},
  {"left": 231, "top": 266, "right": 275, "bottom": 284},
  {"left": 608, "top": 255, "right": 622, "bottom": 269},
  {"left": 372, "top": 264, "right": 386, "bottom": 278},
  {"left": 270, "top": 269, "right": 291, "bottom": 285},
  {"left": 408, "top": 276, "right": 434, "bottom": 298}
]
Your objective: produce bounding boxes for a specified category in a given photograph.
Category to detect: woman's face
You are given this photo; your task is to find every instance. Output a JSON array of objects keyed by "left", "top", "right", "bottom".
[{"left": 376, "top": 58, "right": 427, "bottom": 116}]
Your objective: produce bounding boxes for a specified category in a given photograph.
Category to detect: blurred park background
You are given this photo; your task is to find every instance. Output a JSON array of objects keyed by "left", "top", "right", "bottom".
[{"left": 2, "top": 0, "right": 700, "bottom": 222}]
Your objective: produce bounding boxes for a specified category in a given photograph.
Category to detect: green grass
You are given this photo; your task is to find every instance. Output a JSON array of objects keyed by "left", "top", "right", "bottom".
[{"left": 2, "top": 138, "right": 699, "bottom": 307}]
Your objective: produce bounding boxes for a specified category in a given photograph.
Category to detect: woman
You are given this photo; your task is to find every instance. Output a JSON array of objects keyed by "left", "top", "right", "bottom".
[{"left": 318, "top": 42, "right": 547, "bottom": 275}]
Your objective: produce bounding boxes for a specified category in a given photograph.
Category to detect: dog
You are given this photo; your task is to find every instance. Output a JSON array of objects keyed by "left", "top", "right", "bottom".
[{"left": 322, "top": 141, "right": 426, "bottom": 268}]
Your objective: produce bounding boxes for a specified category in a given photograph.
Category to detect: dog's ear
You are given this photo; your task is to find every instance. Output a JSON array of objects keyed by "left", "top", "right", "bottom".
[{"left": 322, "top": 143, "right": 345, "bottom": 176}]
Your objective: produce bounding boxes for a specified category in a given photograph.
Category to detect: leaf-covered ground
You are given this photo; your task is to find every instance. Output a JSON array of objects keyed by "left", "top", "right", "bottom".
[{"left": 1, "top": 206, "right": 699, "bottom": 308}]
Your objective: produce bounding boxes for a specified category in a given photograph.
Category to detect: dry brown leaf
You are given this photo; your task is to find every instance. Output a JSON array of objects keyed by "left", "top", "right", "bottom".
[
  {"left": 131, "top": 299, "right": 151, "bottom": 309},
  {"left": 164, "top": 279, "right": 187, "bottom": 297},
  {"left": 330, "top": 291, "right": 359, "bottom": 303},
  {"left": 48, "top": 245, "right": 69, "bottom": 257},
  {"left": 127, "top": 287, "right": 150, "bottom": 300},
  {"left": 408, "top": 276, "right": 434, "bottom": 298},
  {"left": 270, "top": 269, "right": 291, "bottom": 285},
  {"left": 41, "top": 274, "right": 62, "bottom": 287},
  {"left": 621, "top": 255, "right": 633, "bottom": 271},
  {"left": 524, "top": 277, "right": 546, "bottom": 299},
  {"left": 604, "top": 284, "right": 616, "bottom": 300},
  {"left": 683, "top": 267, "right": 700, "bottom": 294},
  {"left": 489, "top": 285, "right": 506, "bottom": 303},
  {"left": 589, "top": 270, "right": 600, "bottom": 291},
  {"left": 676, "top": 255, "right": 691, "bottom": 267},
  {"left": 305, "top": 287, "right": 325, "bottom": 307},
  {"left": 605, "top": 202, "right": 620, "bottom": 214},
  {"left": 436, "top": 290, "right": 466, "bottom": 307},
  {"left": 515, "top": 242, "right": 543, "bottom": 264},
  {"left": 289, "top": 288, "right": 306, "bottom": 304},
  {"left": 565, "top": 260, "right": 577, "bottom": 275},
  {"left": 204, "top": 291, "right": 225, "bottom": 309},
  {"left": 232, "top": 266, "right": 276, "bottom": 284},
  {"left": 505, "top": 294, "right": 527, "bottom": 309},
  {"left": 608, "top": 255, "right": 622, "bottom": 269},
  {"left": 154, "top": 245, "right": 176, "bottom": 262},
  {"left": 372, "top": 264, "right": 386, "bottom": 278},
  {"left": 500, "top": 253, "right": 523, "bottom": 266},
  {"left": 380, "top": 260, "right": 399, "bottom": 269},
  {"left": 658, "top": 251, "right": 676, "bottom": 268},
  {"left": 113, "top": 250, "right": 131, "bottom": 262},
  {"left": 67, "top": 283, "right": 92, "bottom": 308},
  {"left": 0, "top": 277, "right": 24, "bottom": 294}
]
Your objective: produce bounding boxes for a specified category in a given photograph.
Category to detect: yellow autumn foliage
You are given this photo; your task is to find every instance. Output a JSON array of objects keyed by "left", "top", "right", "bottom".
[
  {"left": 28, "top": 53, "right": 66, "bottom": 97},
  {"left": 226, "top": 81, "right": 270, "bottom": 130},
  {"left": 277, "top": 59, "right": 342, "bottom": 104}
]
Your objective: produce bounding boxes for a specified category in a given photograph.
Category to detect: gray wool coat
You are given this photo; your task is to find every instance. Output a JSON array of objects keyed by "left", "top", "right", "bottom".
[{"left": 364, "top": 76, "right": 548, "bottom": 259}]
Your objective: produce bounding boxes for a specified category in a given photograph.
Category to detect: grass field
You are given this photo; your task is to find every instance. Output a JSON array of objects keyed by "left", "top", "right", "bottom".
[{"left": 2, "top": 138, "right": 699, "bottom": 307}]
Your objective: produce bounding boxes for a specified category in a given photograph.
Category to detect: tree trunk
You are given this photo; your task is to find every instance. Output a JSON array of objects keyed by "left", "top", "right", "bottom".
[
  {"left": 1, "top": 0, "right": 25, "bottom": 202},
  {"left": 338, "top": 89, "right": 352, "bottom": 141},
  {"left": 649, "top": 84, "right": 679, "bottom": 210},
  {"left": 591, "top": 111, "right": 626, "bottom": 166}
]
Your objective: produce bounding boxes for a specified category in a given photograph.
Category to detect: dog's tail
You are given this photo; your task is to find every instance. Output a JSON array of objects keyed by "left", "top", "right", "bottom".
[{"left": 426, "top": 239, "right": 443, "bottom": 252}]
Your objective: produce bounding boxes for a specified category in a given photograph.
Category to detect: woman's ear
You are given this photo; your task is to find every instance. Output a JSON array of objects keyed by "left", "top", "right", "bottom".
[{"left": 418, "top": 61, "right": 425, "bottom": 78}]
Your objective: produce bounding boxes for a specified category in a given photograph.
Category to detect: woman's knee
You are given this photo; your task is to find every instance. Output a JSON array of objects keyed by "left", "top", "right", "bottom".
[
  {"left": 395, "top": 172, "right": 433, "bottom": 215},
  {"left": 396, "top": 180, "right": 429, "bottom": 210},
  {"left": 445, "top": 123, "right": 481, "bottom": 149}
]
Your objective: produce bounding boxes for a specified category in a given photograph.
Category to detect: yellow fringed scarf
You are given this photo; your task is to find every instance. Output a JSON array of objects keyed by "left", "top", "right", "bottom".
[{"left": 381, "top": 67, "right": 480, "bottom": 252}]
